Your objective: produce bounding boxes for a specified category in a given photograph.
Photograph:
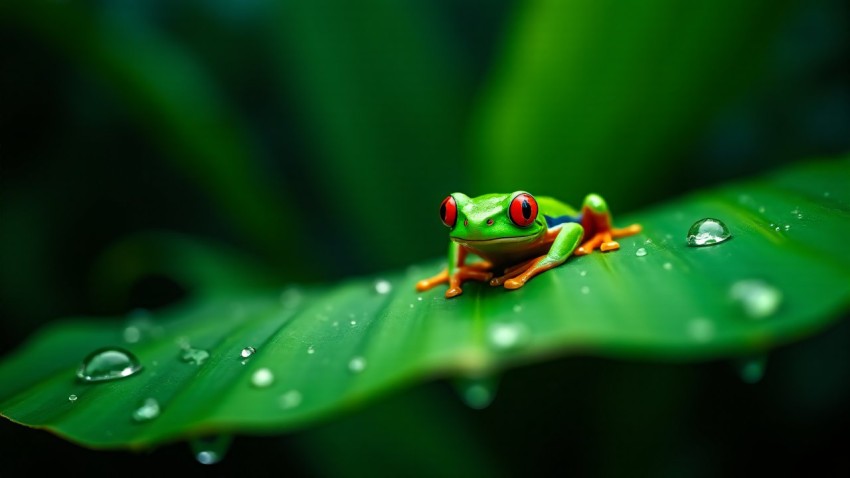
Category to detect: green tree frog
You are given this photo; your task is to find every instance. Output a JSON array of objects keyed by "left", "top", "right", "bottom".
[{"left": 416, "top": 192, "right": 641, "bottom": 298}]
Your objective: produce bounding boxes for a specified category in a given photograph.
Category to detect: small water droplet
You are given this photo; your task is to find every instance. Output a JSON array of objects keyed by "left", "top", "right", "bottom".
[
  {"left": 774, "top": 226, "right": 780, "bottom": 232},
  {"left": 580, "top": 270, "right": 587, "bottom": 277},
  {"left": 123, "top": 326, "right": 141, "bottom": 344},
  {"left": 581, "top": 286, "right": 590, "bottom": 295},
  {"left": 68, "top": 394, "right": 78, "bottom": 402},
  {"left": 76, "top": 347, "right": 143, "bottom": 382},
  {"left": 783, "top": 224, "right": 791, "bottom": 231},
  {"left": 280, "top": 288, "right": 302, "bottom": 309},
  {"left": 132, "top": 398, "right": 160, "bottom": 422},
  {"left": 240, "top": 346, "right": 256, "bottom": 359},
  {"left": 417, "top": 297, "right": 423, "bottom": 301},
  {"left": 307, "top": 345, "right": 315, "bottom": 354},
  {"left": 512, "top": 304, "right": 523, "bottom": 313},
  {"left": 190, "top": 435, "right": 232, "bottom": 465},
  {"left": 823, "top": 191, "right": 830, "bottom": 197},
  {"left": 663, "top": 262, "right": 673, "bottom": 271},
  {"left": 181, "top": 347, "right": 210, "bottom": 366},
  {"left": 758, "top": 206, "right": 765, "bottom": 213},
  {"left": 730, "top": 279, "right": 782, "bottom": 319},
  {"left": 635, "top": 247, "right": 647, "bottom": 257},
  {"left": 348, "top": 356, "right": 367, "bottom": 373},
  {"left": 488, "top": 323, "right": 529, "bottom": 351},
  {"left": 688, "top": 318, "right": 715, "bottom": 343},
  {"left": 350, "top": 320, "right": 357, "bottom": 326},
  {"left": 686, "top": 218, "right": 732, "bottom": 247},
  {"left": 455, "top": 376, "right": 499, "bottom": 409},
  {"left": 737, "top": 356, "right": 767, "bottom": 384},
  {"left": 279, "top": 390, "right": 302, "bottom": 410},
  {"left": 409, "top": 303, "right": 415, "bottom": 309},
  {"left": 374, "top": 279, "right": 392, "bottom": 294},
  {"left": 251, "top": 368, "right": 274, "bottom": 388}
]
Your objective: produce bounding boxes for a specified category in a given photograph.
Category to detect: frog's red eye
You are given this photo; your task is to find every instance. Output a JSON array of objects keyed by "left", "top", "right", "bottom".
[
  {"left": 440, "top": 195, "right": 457, "bottom": 228},
  {"left": 509, "top": 193, "right": 538, "bottom": 227}
]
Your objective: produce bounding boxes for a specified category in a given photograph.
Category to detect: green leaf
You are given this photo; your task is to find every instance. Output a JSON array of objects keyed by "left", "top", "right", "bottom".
[{"left": 2, "top": 157, "right": 849, "bottom": 449}]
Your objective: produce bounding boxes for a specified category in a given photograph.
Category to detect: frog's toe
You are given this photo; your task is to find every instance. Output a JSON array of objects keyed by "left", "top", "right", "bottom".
[
  {"left": 445, "top": 286, "right": 463, "bottom": 298},
  {"left": 600, "top": 241, "right": 619, "bottom": 252},
  {"left": 503, "top": 277, "right": 526, "bottom": 290}
]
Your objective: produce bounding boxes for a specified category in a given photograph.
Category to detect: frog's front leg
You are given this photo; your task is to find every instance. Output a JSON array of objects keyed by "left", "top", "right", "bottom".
[
  {"left": 573, "top": 193, "right": 641, "bottom": 256},
  {"left": 495, "top": 222, "right": 584, "bottom": 290},
  {"left": 416, "top": 243, "right": 493, "bottom": 298}
]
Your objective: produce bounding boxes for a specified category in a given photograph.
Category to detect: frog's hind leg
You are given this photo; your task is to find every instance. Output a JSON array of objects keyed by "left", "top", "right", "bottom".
[
  {"left": 503, "top": 223, "right": 583, "bottom": 290},
  {"left": 574, "top": 194, "right": 641, "bottom": 256}
]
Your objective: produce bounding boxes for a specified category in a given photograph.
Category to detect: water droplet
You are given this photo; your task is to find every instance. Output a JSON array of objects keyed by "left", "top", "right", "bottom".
[
  {"left": 635, "top": 247, "right": 647, "bottom": 257},
  {"left": 409, "top": 303, "right": 415, "bottom": 309},
  {"left": 68, "top": 394, "right": 78, "bottom": 402},
  {"left": 350, "top": 320, "right": 357, "bottom": 326},
  {"left": 279, "top": 390, "right": 302, "bottom": 410},
  {"left": 488, "top": 323, "right": 529, "bottom": 351},
  {"left": 580, "top": 270, "right": 587, "bottom": 277},
  {"left": 374, "top": 279, "right": 392, "bottom": 294},
  {"left": 190, "top": 435, "right": 232, "bottom": 465},
  {"left": 348, "top": 356, "right": 367, "bottom": 373},
  {"left": 76, "top": 347, "right": 143, "bottom": 382},
  {"left": 737, "top": 356, "right": 767, "bottom": 384},
  {"left": 581, "top": 286, "right": 590, "bottom": 295},
  {"left": 774, "top": 226, "right": 780, "bottom": 232},
  {"left": 823, "top": 191, "right": 830, "bottom": 197},
  {"left": 455, "top": 376, "right": 499, "bottom": 409},
  {"left": 758, "top": 206, "right": 765, "bottom": 213},
  {"left": 123, "top": 326, "right": 141, "bottom": 344},
  {"left": 181, "top": 347, "right": 210, "bottom": 365},
  {"left": 132, "top": 398, "right": 160, "bottom": 422},
  {"left": 686, "top": 218, "right": 732, "bottom": 247},
  {"left": 730, "top": 279, "right": 782, "bottom": 319},
  {"left": 783, "top": 224, "right": 791, "bottom": 231},
  {"left": 251, "top": 368, "right": 274, "bottom": 388},
  {"left": 512, "top": 304, "right": 523, "bottom": 313},
  {"left": 688, "top": 318, "right": 715, "bottom": 343},
  {"left": 307, "top": 345, "right": 315, "bottom": 355},
  {"left": 663, "top": 262, "right": 673, "bottom": 271},
  {"left": 240, "top": 346, "right": 256, "bottom": 359},
  {"left": 417, "top": 296, "right": 423, "bottom": 301}
]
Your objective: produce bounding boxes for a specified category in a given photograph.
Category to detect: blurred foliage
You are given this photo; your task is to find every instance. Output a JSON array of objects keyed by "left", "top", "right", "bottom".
[{"left": 1, "top": 0, "right": 849, "bottom": 475}]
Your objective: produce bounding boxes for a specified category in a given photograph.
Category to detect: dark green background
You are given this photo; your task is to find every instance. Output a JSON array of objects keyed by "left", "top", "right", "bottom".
[{"left": 1, "top": 0, "right": 848, "bottom": 475}]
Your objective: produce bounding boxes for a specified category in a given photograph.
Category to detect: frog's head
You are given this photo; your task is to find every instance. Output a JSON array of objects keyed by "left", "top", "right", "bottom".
[{"left": 440, "top": 191, "right": 546, "bottom": 252}]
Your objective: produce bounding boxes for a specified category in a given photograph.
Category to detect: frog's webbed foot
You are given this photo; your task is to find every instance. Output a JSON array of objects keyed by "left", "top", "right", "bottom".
[
  {"left": 575, "top": 224, "right": 642, "bottom": 255},
  {"left": 416, "top": 261, "right": 493, "bottom": 298}
]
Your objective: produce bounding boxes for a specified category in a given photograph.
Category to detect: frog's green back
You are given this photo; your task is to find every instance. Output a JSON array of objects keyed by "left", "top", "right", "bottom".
[{"left": 536, "top": 196, "right": 579, "bottom": 217}]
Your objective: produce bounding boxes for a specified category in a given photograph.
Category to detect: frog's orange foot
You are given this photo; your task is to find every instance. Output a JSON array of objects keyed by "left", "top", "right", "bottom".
[{"left": 575, "top": 223, "right": 642, "bottom": 256}]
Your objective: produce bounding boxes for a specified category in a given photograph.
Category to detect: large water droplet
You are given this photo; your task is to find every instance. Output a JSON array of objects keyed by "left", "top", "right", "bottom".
[
  {"left": 487, "top": 323, "right": 529, "bottom": 351},
  {"left": 240, "top": 346, "right": 256, "bottom": 359},
  {"left": 132, "top": 398, "right": 161, "bottom": 422},
  {"left": 251, "top": 368, "right": 274, "bottom": 388},
  {"left": 730, "top": 279, "right": 782, "bottom": 319},
  {"left": 455, "top": 376, "right": 499, "bottom": 409},
  {"left": 635, "top": 247, "right": 647, "bottom": 257},
  {"left": 190, "top": 435, "right": 232, "bottom": 465},
  {"left": 348, "top": 356, "right": 367, "bottom": 373},
  {"left": 279, "top": 390, "right": 303, "bottom": 410},
  {"left": 76, "top": 347, "right": 143, "bottom": 382},
  {"left": 374, "top": 279, "right": 392, "bottom": 294},
  {"left": 181, "top": 347, "right": 210, "bottom": 365},
  {"left": 686, "top": 218, "right": 732, "bottom": 247}
]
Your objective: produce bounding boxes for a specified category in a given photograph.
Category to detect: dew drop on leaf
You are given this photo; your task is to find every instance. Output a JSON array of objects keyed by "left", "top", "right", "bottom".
[
  {"left": 686, "top": 218, "right": 731, "bottom": 247},
  {"left": 76, "top": 347, "right": 143, "bottom": 382},
  {"left": 348, "top": 356, "right": 367, "bottom": 373},
  {"left": 251, "top": 368, "right": 274, "bottom": 388},
  {"left": 181, "top": 347, "right": 210, "bottom": 365},
  {"left": 374, "top": 279, "right": 392, "bottom": 294},
  {"left": 488, "top": 323, "right": 529, "bottom": 351},
  {"left": 737, "top": 356, "right": 767, "bottom": 384},
  {"left": 132, "top": 398, "right": 160, "bottom": 422},
  {"left": 68, "top": 394, "right": 78, "bottom": 402},
  {"left": 279, "top": 390, "right": 303, "bottom": 410},
  {"left": 240, "top": 346, "right": 256, "bottom": 359},
  {"left": 730, "top": 279, "right": 782, "bottom": 319},
  {"left": 688, "top": 318, "right": 715, "bottom": 343},
  {"left": 635, "top": 247, "right": 647, "bottom": 257},
  {"left": 455, "top": 376, "right": 499, "bottom": 410}
]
